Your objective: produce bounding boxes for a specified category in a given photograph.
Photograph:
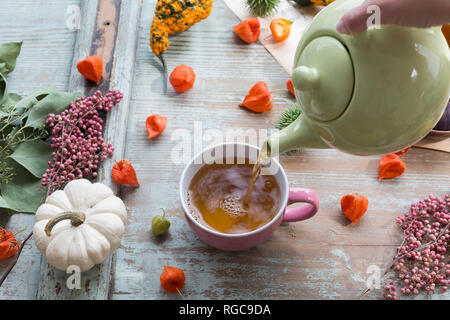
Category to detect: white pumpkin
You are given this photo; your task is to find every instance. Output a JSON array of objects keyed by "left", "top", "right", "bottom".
[{"left": 33, "top": 179, "right": 127, "bottom": 272}]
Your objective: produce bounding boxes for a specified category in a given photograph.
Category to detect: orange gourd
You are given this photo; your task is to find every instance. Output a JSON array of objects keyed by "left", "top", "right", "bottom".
[{"left": 150, "top": 0, "right": 213, "bottom": 56}]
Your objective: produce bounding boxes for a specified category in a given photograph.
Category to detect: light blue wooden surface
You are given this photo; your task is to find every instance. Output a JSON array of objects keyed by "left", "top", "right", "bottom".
[
  {"left": 110, "top": 0, "right": 450, "bottom": 300},
  {"left": 36, "top": 0, "right": 142, "bottom": 299},
  {"left": 0, "top": 0, "right": 80, "bottom": 299},
  {"left": 0, "top": 0, "right": 449, "bottom": 300}
]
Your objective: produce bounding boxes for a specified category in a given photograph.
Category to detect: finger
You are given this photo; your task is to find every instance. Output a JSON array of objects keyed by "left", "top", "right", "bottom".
[
  {"left": 337, "top": 0, "right": 450, "bottom": 34},
  {"left": 337, "top": 2, "right": 373, "bottom": 34},
  {"left": 380, "top": 0, "right": 450, "bottom": 28}
]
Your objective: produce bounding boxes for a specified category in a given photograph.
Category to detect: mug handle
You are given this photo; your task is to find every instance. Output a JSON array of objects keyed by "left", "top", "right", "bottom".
[{"left": 282, "top": 187, "right": 319, "bottom": 222}]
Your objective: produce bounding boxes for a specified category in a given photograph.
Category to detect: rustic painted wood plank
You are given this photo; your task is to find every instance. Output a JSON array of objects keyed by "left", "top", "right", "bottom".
[
  {"left": 1, "top": 0, "right": 448, "bottom": 300},
  {"left": 36, "top": 0, "right": 142, "bottom": 299},
  {"left": 111, "top": 0, "right": 449, "bottom": 300},
  {"left": 0, "top": 0, "right": 81, "bottom": 299}
]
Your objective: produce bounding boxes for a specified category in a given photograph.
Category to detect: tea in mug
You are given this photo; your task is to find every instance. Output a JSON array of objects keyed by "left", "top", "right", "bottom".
[{"left": 187, "top": 158, "right": 281, "bottom": 234}]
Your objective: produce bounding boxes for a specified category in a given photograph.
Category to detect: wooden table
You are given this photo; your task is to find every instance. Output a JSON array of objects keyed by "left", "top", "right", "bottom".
[{"left": 0, "top": 0, "right": 449, "bottom": 300}]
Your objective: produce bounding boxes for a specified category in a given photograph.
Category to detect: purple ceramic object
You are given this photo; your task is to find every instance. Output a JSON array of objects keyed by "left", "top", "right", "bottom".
[{"left": 433, "top": 101, "right": 450, "bottom": 132}]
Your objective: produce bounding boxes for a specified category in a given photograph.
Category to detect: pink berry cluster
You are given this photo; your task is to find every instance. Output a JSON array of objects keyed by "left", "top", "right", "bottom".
[
  {"left": 383, "top": 194, "right": 450, "bottom": 300},
  {"left": 42, "top": 90, "right": 123, "bottom": 194}
]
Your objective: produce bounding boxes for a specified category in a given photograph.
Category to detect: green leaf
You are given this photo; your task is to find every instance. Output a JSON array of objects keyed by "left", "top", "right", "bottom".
[
  {"left": 25, "top": 91, "right": 81, "bottom": 128},
  {"left": 2, "top": 93, "right": 22, "bottom": 108},
  {"left": 0, "top": 42, "right": 22, "bottom": 75},
  {"left": 13, "top": 86, "right": 59, "bottom": 115},
  {"left": 9, "top": 140, "right": 52, "bottom": 178},
  {"left": 0, "top": 195, "right": 13, "bottom": 210},
  {"left": 0, "top": 164, "right": 45, "bottom": 213}
]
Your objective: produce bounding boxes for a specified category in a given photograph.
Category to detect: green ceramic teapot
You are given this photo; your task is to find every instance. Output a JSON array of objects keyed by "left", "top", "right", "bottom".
[{"left": 266, "top": 0, "right": 450, "bottom": 156}]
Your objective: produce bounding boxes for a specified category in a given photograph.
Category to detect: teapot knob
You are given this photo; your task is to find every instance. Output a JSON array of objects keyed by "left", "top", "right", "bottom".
[
  {"left": 292, "top": 66, "right": 319, "bottom": 91},
  {"left": 292, "top": 36, "right": 354, "bottom": 122}
]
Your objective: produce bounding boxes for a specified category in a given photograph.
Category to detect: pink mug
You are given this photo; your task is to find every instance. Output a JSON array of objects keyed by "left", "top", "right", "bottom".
[{"left": 179, "top": 143, "right": 319, "bottom": 251}]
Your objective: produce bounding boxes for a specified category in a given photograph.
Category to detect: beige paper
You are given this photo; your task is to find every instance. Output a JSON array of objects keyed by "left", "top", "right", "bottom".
[
  {"left": 223, "top": 0, "right": 449, "bottom": 152},
  {"left": 414, "top": 132, "right": 450, "bottom": 152},
  {"left": 223, "top": 0, "right": 320, "bottom": 75}
]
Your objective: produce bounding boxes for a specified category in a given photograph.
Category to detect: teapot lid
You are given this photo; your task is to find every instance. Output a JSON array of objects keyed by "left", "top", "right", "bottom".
[{"left": 293, "top": 36, "right": 354, "bottom": 122}]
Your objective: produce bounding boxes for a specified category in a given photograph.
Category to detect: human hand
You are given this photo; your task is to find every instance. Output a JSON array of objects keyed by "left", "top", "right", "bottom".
[{"left": 336, "top": 0, "right": 450, "bottom": 34}]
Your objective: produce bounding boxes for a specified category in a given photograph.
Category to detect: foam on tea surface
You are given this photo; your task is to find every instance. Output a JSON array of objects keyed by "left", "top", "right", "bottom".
[
  {"left": 187, "top": 158, "right": 281, "bottom": 234},
  {"left": 220, "top": 194, "right": 248, "bottom": 218}
]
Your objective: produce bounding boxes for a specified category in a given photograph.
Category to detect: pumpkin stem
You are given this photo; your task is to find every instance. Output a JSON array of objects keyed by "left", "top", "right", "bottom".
[
  {"left": 157, "top": 54, "right": 168, "bottom": 94},
  {"left": 45, "top": 212, "right": 86, "bottom": 237}
]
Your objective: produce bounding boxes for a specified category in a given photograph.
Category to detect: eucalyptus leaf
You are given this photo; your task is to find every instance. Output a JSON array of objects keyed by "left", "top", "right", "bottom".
[
  {"left": 0, "top": 195, "right": 12, "bottom": 210},
  {"left": 25, "top": 91, "right": 81, "bottom": 128},
  {"left": 0, "top": 41, "right": 80, "bottom": 215},
  {"left": 0, "top": 164, "right": 45, "bottom": 213},
  {"left": 13, "top": 86, "right": 59, "bottom": 115},
  {"left": 0, "top": 42, "right": 22, "bottom": 75},
  {"left": 9, "top": 140, "right": 52, "bottom": 178},
  {"left": 2, "top": 92, "right": 22, "bottom": 108}
]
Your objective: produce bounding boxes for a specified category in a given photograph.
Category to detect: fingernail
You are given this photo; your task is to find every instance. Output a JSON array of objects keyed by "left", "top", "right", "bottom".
[{"left": 336, "top": 21, "right": 350, "bottom": 34}]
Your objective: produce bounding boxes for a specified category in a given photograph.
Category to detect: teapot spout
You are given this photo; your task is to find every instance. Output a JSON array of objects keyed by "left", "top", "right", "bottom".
[{"left": 264, "top": 115, "right": 329, "bottom": 157}]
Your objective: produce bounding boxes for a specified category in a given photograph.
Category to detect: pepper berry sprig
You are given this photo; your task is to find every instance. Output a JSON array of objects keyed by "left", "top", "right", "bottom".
[
  {"left": 374, "top": 194, "right": 450, "bottom": 300},
  {"left": 43, "top": 90, "right": 123, "bottom": 195}
]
